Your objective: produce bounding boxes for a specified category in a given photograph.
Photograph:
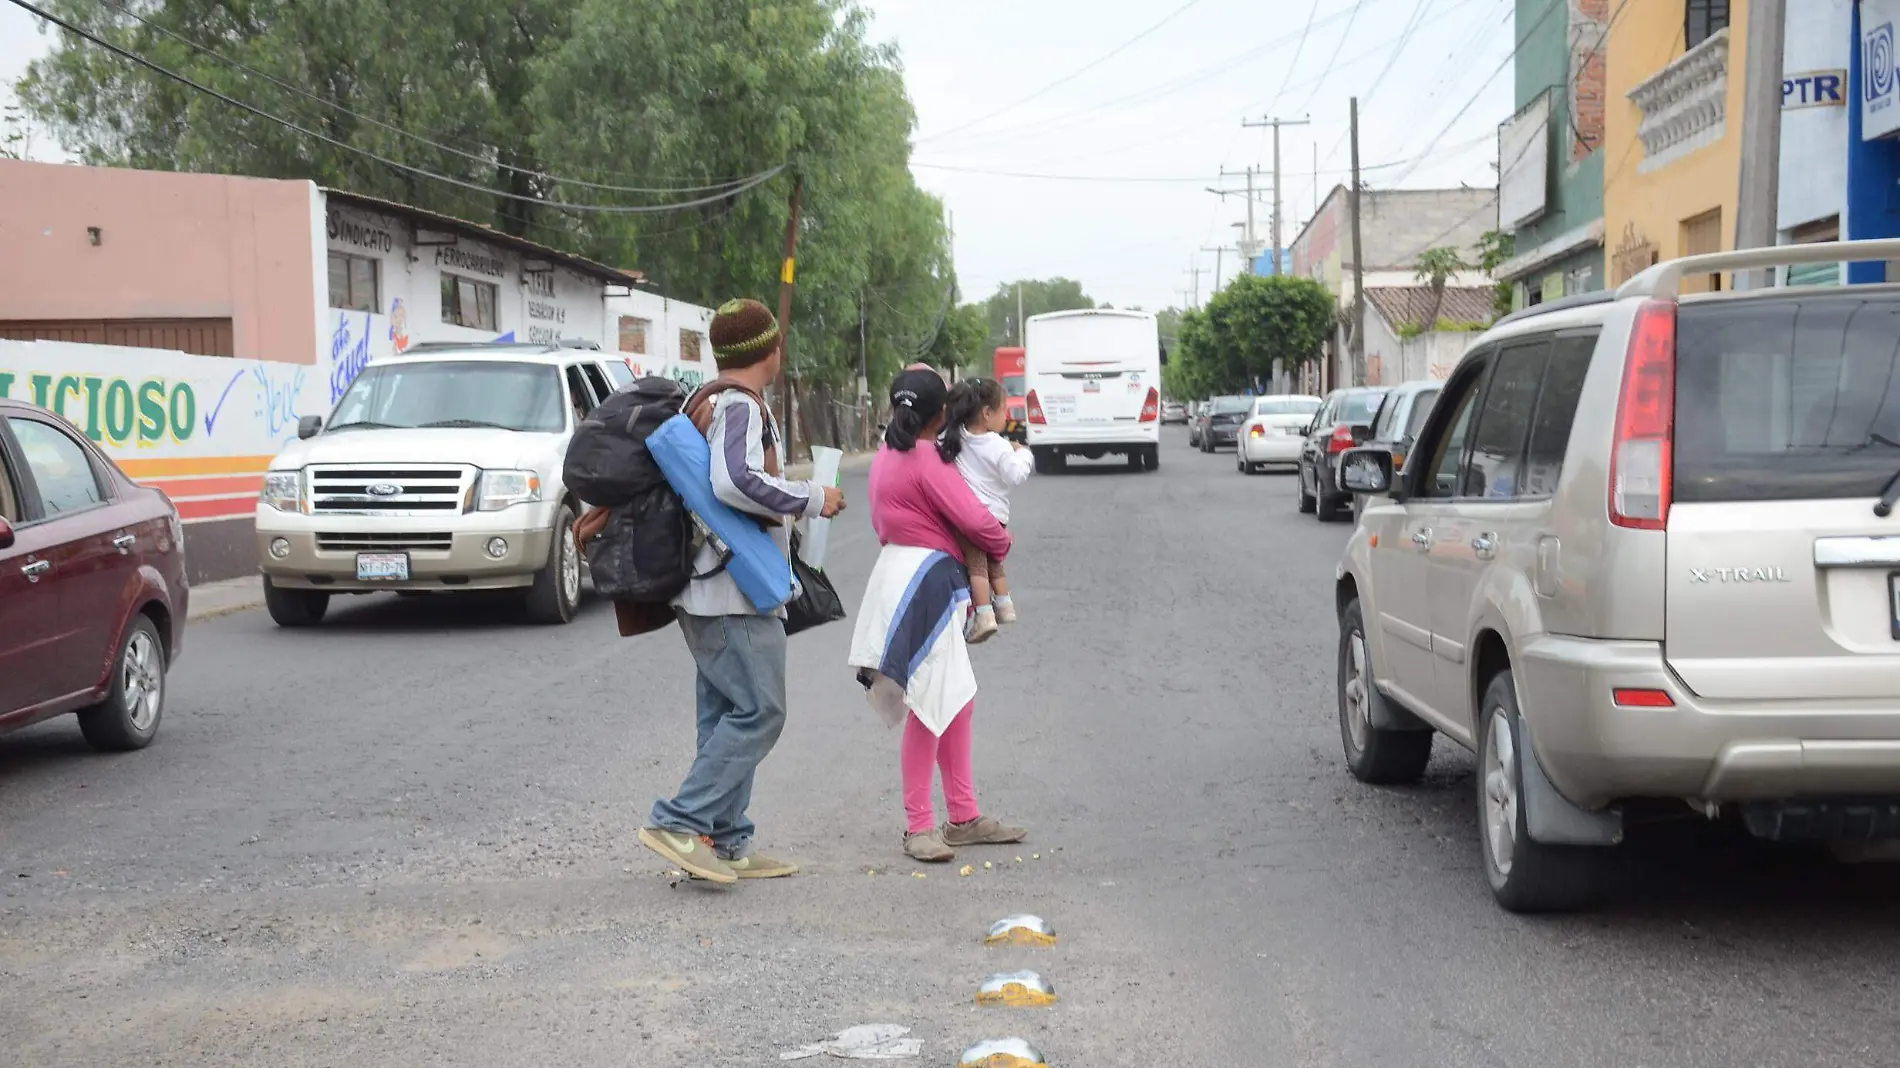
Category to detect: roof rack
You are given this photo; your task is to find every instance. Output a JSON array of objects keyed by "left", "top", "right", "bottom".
[
  {"left": 393, "top": 341, "right": 557, "bottom": 355},
  {"left": 1617, "top": 237, "right": 1900, "bottom": 299},
  {"left": 1490, "top": 291, "right": 1615, "bottom": 329}
]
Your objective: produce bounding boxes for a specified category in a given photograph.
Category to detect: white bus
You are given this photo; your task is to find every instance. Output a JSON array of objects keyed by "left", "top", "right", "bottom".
[{"left": 1023, "top": 309, "right": 1163, "bottom": 472}]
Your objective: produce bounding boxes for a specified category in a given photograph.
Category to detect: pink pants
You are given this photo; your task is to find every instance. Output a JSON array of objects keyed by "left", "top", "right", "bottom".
[{"left": 902, "top": 701, "right": 980, "bottom": 834}]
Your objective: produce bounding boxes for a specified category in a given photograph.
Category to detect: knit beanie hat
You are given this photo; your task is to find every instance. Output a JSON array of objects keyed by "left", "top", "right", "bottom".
[{"left": 709, "top": 298, "right": 781, "bottom": 369}]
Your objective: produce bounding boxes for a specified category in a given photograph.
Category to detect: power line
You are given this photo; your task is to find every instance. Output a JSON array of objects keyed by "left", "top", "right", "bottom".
[
  {"left": 1382, "top": 0, "right": 1567, "bottom": 186},
  {"left": 1293, "top": 0, "right": 1372, "bottom": 115},
  {"left": 931, "top": 0, "right": 1411, "bottom": 155},
  {"left": 918, "top": 0, "right": 1208, "bottom": 144},
  {"left": 913, "top": 146, "right": 1477, "bottom": 185},
  {"left": 6, "top": 0, "right": 787, "bottom": 215},
  {"left": 87, "top": 0, "right": 766, "bottom": 195},
  {"left": 1317, "top": 0, "right": 1441, "bottom": 170},
  {"left": 1263, "top": 0, "right": 1324, "bottom": 118}
]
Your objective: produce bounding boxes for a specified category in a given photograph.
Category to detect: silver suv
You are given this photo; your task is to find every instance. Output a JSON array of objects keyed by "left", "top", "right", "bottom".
[{"left": 1333, "top": 241, "right": 1900, "bottom": 912}]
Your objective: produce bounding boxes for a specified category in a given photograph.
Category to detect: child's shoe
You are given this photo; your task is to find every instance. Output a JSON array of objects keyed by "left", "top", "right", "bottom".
[
  {"left": 967, "top": 606, "right": 998, "bottom": 644},
  {"left": 994, "top": 596, "right": 1017, "bottom": 624}
]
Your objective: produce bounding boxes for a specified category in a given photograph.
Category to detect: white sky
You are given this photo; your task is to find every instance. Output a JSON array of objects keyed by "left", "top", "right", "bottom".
[{"left": 1, "top": 0, "right": 1514, "bottom": 311}]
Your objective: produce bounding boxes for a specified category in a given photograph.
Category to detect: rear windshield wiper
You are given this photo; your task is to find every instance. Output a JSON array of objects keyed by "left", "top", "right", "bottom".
[{"left": 419, "top": 419, "right": 512, "bottom": 430}]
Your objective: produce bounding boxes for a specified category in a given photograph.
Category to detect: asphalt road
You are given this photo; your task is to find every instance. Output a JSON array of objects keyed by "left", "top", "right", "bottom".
[{"left": 5, "top": 426, "right": 1900, "bottom": 1066}]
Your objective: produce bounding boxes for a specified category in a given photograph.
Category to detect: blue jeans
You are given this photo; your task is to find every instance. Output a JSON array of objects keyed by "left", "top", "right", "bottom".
[{"left": 649, "top": 612, "right": 788, "bottom": 859}]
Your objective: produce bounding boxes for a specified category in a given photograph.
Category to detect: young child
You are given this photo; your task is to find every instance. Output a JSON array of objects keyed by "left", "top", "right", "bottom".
[{"left": 938, "top": 378, "right": 1033, "bottom": 644}]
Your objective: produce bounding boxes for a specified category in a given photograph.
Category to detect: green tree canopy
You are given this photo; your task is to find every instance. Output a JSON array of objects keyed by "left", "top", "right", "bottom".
[
  {"left": 981, "top": 278, "right": 1096, "bottom": 348},
  {"left": 17, "top": 0, "right": 955, "bottom": 401},
  {"left": 1163, "top": 274, "right": 1334, "bottom": 399}
]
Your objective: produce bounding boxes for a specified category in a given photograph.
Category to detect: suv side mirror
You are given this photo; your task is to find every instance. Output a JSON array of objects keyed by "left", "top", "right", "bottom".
[
  {"left": 297, "top": 415, "right": 324, "bottom": 440},
  {"left": 1338, "top": 447, "right": 1394, "bottom": 496},
  {"left": 0, "top": 516, "right": 13, "bottom": 551}
]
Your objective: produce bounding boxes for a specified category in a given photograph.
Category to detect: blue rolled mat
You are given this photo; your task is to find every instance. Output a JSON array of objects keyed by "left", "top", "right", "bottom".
[{"left": 646, "top": 414, "right": 794, "bottom": 613}]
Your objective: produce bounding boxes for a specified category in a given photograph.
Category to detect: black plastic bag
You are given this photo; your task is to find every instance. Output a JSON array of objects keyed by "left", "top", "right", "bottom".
[{"left": 784, "top": 528, "right": 846, "bottom": 636}]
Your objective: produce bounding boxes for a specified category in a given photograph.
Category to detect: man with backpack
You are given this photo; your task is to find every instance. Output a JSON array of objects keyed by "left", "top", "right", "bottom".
[{"left": 636, "top": 298, "right": 845, "bottom": 885}]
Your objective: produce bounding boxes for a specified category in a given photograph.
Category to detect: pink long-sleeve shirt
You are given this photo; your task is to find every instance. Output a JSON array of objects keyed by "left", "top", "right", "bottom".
[{"left": 868, "top": 443, "right": 1012, "bottom": 561}]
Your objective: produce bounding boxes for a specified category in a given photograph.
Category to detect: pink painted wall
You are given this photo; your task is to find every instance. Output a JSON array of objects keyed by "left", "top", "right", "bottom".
[{"left": 0, "top": 159, "right": 320, "bottom": 365}]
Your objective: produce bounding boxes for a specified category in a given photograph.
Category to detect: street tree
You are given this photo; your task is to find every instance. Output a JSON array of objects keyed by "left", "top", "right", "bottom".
[
  {"left": 1413, "top": 245, "right": 1474, "bottom": 331},
  {"left": 1170, "top": 273, "right": 1333, "bottom": 397},
  {"left": 1476, "top": 230, "right": 1516, "bottom": 318},
  {"left": 982, "top": 278, "right": 1095, "bottom": 347}
]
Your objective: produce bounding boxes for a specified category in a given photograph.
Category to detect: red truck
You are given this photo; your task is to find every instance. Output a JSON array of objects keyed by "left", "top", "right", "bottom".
[{"left": 993, "top": 347, "right": 1027, "bottom": 442}]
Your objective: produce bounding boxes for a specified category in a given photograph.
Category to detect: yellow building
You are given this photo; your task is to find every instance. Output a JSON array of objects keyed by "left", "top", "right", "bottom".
[{"left": 1603, "top": 1, "right": 1749, "bottom": 292}]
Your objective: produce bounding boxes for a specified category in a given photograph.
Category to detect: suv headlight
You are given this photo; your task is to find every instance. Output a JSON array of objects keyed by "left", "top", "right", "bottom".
[
  {"left": 261, "top": 471, "right": 302, "bottom": 513},
  {"left": 476, "top": 469, "right": 542, "bottom": 512}
]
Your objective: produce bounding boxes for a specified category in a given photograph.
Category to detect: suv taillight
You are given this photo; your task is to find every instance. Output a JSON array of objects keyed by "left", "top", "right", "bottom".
[
  {"left": 1610, "top": 299, "right": 1677, "bottom": 530},
  {"left": 1026, "top": 389, "right": 1046, "bottom": 425},
  {"left": 1139, "top": 387, "right": 1160, "bottom": 422},
  {"left": 1327, "top": 424, "right": 1355, "bottom": 453}
]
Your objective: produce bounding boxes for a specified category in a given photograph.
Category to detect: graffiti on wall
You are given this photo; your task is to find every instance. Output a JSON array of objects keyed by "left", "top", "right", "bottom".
[{"left": 1, "top": 339, "right": 330, "bottom": 524}]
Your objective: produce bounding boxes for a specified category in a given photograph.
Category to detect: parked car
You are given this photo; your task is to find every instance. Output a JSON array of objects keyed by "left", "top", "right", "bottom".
[
  {"left": 255, "top": 343, "right": 632, "bottom": 627},
  {"left": 1332, "top": 239, "right": 1900, "bottom": 913},
  {"left": 1197, "top": 395, "right": 1253, "bottom": 452},
  {"left": 1296, "top": 386, "right": 1387, "bottom": 520},
  {"left": 1161, "top": 401, "right": 1190, "bottom": 425},
  {"left": 1186, "top": 401, "right": 1209, "bottom": 447},
  {"left": 0, "top": 398, "right": 187, "bottom": 750},
  {"left": 1235, "top": 395, "right": 1323, "bottom": 474},
  {"left": 1347, "top": 381, "right": 1441, "bottom": 515}
]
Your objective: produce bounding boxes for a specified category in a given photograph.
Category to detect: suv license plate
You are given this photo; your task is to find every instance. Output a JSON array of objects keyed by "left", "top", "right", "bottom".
[{"left": 357, "top": 552, "right": 410, "bottom": 582}]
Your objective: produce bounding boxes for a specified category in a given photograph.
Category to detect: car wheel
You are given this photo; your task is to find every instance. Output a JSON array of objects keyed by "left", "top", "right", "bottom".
[
  {"left": 77, "top": 614, "right": 166, "bottom": 751},
  {"left": 1479, "top": 669, "right": 1606, "bottom": 913},
  {"left": 1337, "top": 599, "right": 1432, "bottom": 784},
  {"left": 1316, "top": 488, "right": 1343, "bottom": 522},
  {"left": 1142, "top": 445, "right": 1160, "bottom": 472},
  {"left": 525, "top": 504, "right": 581, "bottom": 624},
  {"left": 264, "top": 577, "right": 330, "bottom": 627},
  {"left": 1297, "top": 465, "right": 1317, "bottom": 513}
]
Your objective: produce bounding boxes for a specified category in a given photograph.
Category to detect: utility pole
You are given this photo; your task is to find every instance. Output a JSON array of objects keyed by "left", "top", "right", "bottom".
[
  {"left": 1016, "top": 282, "right": 1025, "bottom": 345},
  {"left": 776, "top": 173, "right": 804, "bottom": 455},
  {"left": 1202, "top": 246, "right": 1228, "bottom": 291},
  {"left": 1348, "top": 97, "right": 1367, "bottom": 388},
  {"left": 1209, "top": 167, "right": 1268, "bottom": 272},
  {"left": 1734, "top": 0, "right": 1786, "bottom": 290},
  {"left": 1185, "top": 261, "right": 1204, "bottom": 309},
  {"left": 1243, "top": 115, "right": 1311, "bottom": 275},
  {"left": 857, "top": 287, "right": 869, "bottom": 450}
]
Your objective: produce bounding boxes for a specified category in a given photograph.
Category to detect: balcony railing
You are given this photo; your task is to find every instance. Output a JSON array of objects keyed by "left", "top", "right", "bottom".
[{"left": 1628, "top": 28, "right": 1729, "bottom": 174}]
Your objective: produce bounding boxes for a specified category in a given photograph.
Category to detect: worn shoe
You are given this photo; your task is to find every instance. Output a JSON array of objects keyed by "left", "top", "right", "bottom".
[
  {"left": 904, "top": 829, "right": 956, "bottom": 863},
  {"left": 967, "top": 609, "right": 999, "bottom": 645},
  {"left": 638, "top": 827, "right": 737, "bottom": 884},
  {"left": 723, "top": 853, "right": 800, "bottom": 879},
  {"left": 994, "top": 598, "right": 1018, "bottom": 625},
  {"left": 942, "top": 816, "right": 1027, "bottom": 847}
]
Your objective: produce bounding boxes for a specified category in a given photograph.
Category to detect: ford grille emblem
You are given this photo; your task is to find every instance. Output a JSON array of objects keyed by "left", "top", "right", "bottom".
[{"left": 366, "top": 483, "right": 403, "bottom": 497}]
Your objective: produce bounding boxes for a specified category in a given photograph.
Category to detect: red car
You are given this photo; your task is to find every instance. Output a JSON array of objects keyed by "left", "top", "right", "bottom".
[{"left": 0, "top": 398, "right": 187, "bottom": 749}]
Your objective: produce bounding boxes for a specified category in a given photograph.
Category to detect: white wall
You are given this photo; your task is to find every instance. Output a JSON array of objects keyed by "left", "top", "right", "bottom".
[
  {"left": 1779, "top": 0, "right": 1851, "bottom": 231},
  {"left": 603, "top": 289, "right": 715, "bottom": 389}
]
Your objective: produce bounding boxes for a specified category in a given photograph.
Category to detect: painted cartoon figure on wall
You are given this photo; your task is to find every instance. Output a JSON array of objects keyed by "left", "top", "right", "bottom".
[{"left": 390, "top": 297, "right": 410, "bottom": 353}]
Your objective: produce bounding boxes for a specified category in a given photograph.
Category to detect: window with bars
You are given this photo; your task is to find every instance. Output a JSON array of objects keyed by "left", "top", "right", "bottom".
[{"left": 1686, "top": 0, "right": 1730, "bottom": 49}]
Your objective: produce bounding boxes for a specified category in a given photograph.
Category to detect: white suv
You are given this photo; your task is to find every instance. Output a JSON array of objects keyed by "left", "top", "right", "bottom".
[
  {"left": 1333, "top": 240, "right": 1900, "bottom": 912},
  {"left": 255, "top": 343, "right": 629, "bottom": 627}
]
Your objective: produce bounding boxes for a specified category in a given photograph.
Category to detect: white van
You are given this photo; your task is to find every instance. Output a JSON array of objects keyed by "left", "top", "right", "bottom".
[{"left": 1023, "top": 309, "right": 1162, "bottom": 472}]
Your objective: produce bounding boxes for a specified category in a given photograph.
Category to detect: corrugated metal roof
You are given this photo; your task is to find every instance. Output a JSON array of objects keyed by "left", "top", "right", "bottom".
[{"left": 322, "top": 188, "right": 646, "bottom": 287}]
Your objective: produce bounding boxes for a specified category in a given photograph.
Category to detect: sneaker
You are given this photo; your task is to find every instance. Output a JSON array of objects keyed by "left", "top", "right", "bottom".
[
  {"left": 967, "top": 609, "right": 999, "bottom": 645},
  {"left": 904, "top": 829, "right": 956, "bottom": 863},
  {"left": 638, "top": 827, "right": 737, "bottom": 884},
  {"left": 722, "top": 853, "right": 800, "bottom": 879},
  {"left": 942, "top": 815, "right": 1028, "bottom": 847},
  {"left": 994, "top": 598, "right": 1018, "bottom": 625}
]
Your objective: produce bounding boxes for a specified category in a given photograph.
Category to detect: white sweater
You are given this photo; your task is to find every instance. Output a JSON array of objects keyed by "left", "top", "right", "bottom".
[{"left": 953, "top": 429, "right": 1034, "bottom": 523}]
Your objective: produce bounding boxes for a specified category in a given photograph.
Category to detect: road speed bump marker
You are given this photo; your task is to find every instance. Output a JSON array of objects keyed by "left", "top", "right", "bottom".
[
  {"left": 976, "top": 970, "right": 1057, "bottom": 1007},
  {"left": 958, "top": 1037, "right": 1048, "bottom": 1067},
  {"left": 985, "top": 915, "right": 1056, "bottom": 946}
]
